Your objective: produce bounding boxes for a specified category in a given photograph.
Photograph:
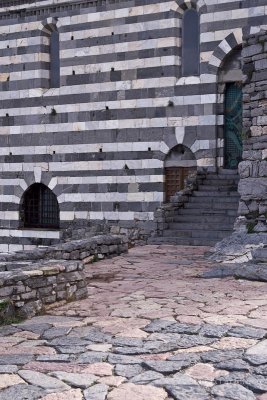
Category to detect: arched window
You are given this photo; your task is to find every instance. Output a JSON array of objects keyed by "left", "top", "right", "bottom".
[
  {"left": 50, "top": 30, "right": 60, "bottom": 88},
  {"left": 182, "top": 9, "right": 200, "bottom": 76},
  {"left": 20, "top": 184, "right": 59, "bottom": 229},
  {"left": 224, "top": 82, "right": 243, "bottom": 169}
]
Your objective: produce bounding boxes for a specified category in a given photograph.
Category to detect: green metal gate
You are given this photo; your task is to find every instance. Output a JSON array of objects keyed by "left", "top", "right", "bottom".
[{"left": 224, "top": 82, "right": 243, "bottom": 169}]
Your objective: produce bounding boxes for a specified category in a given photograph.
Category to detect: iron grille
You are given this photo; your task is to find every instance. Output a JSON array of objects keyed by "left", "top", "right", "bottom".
[
  {"left": 22, "top": 183, "right": 59, "bottom": 229},
  {"left": 224, "top": 82, "right": 243, "bottom": 169}
]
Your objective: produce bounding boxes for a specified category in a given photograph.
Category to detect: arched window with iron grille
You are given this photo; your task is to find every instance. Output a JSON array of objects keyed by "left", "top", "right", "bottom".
[
  {"left": 20, "top": 183, "right": 60, "bottom": 229},
  {"left": 182, "top": 9, "right": 200, "bottom": 76}
]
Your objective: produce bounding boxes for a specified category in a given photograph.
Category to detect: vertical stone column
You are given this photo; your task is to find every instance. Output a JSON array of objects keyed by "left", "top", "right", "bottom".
[{"left": 238, "top": 30, "right": 267, "bottom": 233}]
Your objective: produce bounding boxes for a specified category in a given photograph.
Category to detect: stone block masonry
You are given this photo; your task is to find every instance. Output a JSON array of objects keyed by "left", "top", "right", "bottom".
[
  {"left": 0, "top": 0, "right": 265, "bottom": 249},
  {"left": 238, "top": 30, "right": 267, "bottom": 233},
  {"left": 0, "top": 260, "right": 87, "bottom": 321},
  {"left": 0, "top": 234, "right": 128, "bottom": 320}
]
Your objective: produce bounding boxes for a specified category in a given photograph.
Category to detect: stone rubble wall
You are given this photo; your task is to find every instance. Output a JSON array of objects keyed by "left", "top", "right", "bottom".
[
  {"left": 0, "top": 234, "right": 128, "bottom": 321},
  {"left": 0, "top": 234, "right": 128, "bottom": 263},
  {"left": 239, "top": 30, "right": 267, "bottom": 233},
  {"left": 0, "top": 260, "right": 87, "bottom": 320}
]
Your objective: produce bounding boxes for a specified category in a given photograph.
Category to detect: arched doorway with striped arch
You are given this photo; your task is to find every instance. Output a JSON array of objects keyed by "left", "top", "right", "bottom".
[{"left": 164, "top": 145, "right": 197, "bottom": 203}]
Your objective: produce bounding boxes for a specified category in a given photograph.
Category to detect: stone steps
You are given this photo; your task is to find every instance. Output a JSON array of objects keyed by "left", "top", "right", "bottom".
[
  {"left": 170, "top": 215, "right": 236, "bottom": 224},
  {"left": 151, "top": 170, "right": 240, "bottom": 246},
  {"left": 149, "top": 237, "right": 219, "bottom": 246},
  {"left": 167, "top": 222, "right": 234, "bottom": 231},
  {"left": 163, "top": 229, "right": 230, "bottom": 240}
]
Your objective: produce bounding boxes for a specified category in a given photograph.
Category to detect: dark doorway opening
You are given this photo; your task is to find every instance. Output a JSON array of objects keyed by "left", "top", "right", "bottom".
[{"left": 224, "top": 82, "right": 243, "bottom": 169}]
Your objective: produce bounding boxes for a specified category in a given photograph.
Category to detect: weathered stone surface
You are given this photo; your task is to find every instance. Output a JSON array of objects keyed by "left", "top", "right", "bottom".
[
  {"left": 130, "top": 371, "right": 164, "bottom": 385},
  {"left": 184, "top": 363, "right": 228, "bottom": 382},
  {"left": 154, "top": 373, "right": 209, "bottom": 400},
  {"left": 107, "top": 383, "right": 168, "bottom": 400},
  {"left": 40, "top": 389, "right": 83, "bottom": 400},
  {"left": 83, "top": 384, "right": 109, "bottom": 400},
  {"left": 82, "top": 362, "right": 113, "bottom": 376},
  {"left": 245, "top": 340, "right": 267, "bottom": 365},
  {"left": 115, "top": 363, "right": 144, "bottom": 378},
  {"left": 0, "top": 384, "right": 45, "bottom": 400},
  {"left": 211, "top": 383, "right": 256, "bottom": 400},
  {"left": 18, "top": 370, "right": 71, "bottom": 392},
  {"left": 49, "top": 371, "right": 97, "bottom": 389},
  {"left": 143, "top": 320, "right": 175, "bottom": 333},
  {"left": 165, "top": 384, "right": 209, "bottom": 400},
  {"left": 108, "top": 354, "right": 142, "bottom": 365},
  {"left": 228, "top": 326, "right": 266, "bottom": 339},
  {"left": 0, "top": 374, "right": 25, "bottom": 390},
  {"left": 165, "top": 323, "right": 201, "bottom": 335},
  {"left": 142, "top": 360, "right": 191, "bottom": 374},
  {"left": 0, "top": 365, "right": 18, "bottom": 374},
  {"left": 42, "top": 327, "right": 72, "bottom": 340},
  {"left": 199, "top": 324, "right": 230, "bottom": 338},
  {"left": 200, "top": 350, "right": 244, "bottom": 364},
  {"left": 76, "top": 352, "right": 109, "bottom": 364},
  {"left": 0, "top": 355, "right": 33, "bottom": 365},
  {"left": 216, "top": 359, "right": 250, "bottom": 372}
]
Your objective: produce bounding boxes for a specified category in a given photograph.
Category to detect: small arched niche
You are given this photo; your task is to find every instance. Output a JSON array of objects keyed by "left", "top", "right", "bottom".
[
  {"left": 20, "top": 183, "right": 60, "bottom": 229},
  {"left": 164, "top": 145, "right": 197, "bottom": 202}
]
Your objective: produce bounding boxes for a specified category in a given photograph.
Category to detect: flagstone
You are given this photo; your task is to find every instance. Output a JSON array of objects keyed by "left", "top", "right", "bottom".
[
  {"left": 40, "top": 389, "right": 83, "bottom": 400},
  {"left": 0, "top": 374, "right": 25, "bottom": 390},
  {"left": 107, "top": 383, "right": 168, "bottom": 400}
]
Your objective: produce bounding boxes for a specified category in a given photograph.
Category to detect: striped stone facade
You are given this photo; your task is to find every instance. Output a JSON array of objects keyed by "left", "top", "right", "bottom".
[{"left": 0, "top": 0, "right": 266, "bottom": 251}]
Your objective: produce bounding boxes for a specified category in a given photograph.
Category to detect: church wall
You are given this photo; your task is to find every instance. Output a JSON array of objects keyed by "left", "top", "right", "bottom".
[{"left": 0, "top": 0, "right": 265, "bottom": 249}]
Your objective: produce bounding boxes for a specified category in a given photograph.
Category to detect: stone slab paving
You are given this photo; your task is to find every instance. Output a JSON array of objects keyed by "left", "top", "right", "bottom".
[{"left": 0, "top": 245, "right": 267, "bottom": 399}]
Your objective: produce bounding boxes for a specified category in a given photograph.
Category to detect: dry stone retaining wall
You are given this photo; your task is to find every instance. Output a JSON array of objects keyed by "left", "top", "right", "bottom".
[
  {"left": 239, "top": 30, "right": 267, "bottom": 233},
  {"left": 0, "top": 234, "right": 128, "bottom": 321}
]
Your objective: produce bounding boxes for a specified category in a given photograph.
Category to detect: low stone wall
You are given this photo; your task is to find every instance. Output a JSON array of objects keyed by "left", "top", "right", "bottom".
[
  {"left": 0, "top": 234, "right": 128, "bottom": 322},
  {"left": 238, "top": 30, "right": 267, "bottom": 233},
  {"left": 0, "top": 234, "right": 128, "bottom": 263},
  {"left": 0, "top": 260, "right": 87, "bottom": 321}
]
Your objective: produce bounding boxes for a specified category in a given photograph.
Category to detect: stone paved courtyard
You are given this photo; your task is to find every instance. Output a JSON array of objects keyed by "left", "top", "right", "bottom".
[{"left": 0, "top": 245, "right": 267, "bottom": 400}]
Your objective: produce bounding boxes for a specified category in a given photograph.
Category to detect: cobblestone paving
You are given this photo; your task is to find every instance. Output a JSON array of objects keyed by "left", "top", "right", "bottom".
[{"left": 0, "top": 245, "right": 267, "bottom": 400}]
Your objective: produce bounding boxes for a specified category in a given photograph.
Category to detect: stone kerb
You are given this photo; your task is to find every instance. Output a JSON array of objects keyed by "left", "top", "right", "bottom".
[{"left": 0, "top": 234, "right": 128, "bottom": 322}]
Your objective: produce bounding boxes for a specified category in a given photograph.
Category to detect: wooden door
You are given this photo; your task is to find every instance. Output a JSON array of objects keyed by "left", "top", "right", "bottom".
[{"left": 165, "top": 167, "right": 195, "bottom": 203}]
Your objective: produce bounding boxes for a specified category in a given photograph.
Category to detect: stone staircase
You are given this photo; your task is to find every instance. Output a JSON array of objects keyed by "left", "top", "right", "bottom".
[{"left": 150, "top": 170, "right": 240, "bottom": 246}]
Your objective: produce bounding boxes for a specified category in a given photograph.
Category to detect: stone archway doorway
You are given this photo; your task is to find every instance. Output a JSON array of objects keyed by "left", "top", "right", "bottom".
[{"left": 164, "top": 145, "right": 197, "bottom": 203}]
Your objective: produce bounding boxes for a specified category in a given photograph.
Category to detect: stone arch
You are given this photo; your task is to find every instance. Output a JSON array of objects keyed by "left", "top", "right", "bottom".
[
  {"left": 39, "top": 17, "right": 62, "bottom": 34},
  {"left": 164, "top": 144, "right": 197, "bottom": 202},
  {"left": 165, "top": 144, "right": 197, "bottom": 168},
  {"left": 208, "top": 29, "right": 243, "bottom": 75},
  {"left": 170, "top": 0, "right": 205, "bottom": 15}
]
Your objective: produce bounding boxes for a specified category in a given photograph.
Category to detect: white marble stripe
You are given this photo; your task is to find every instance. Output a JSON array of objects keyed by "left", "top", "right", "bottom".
[
  {"left": 60, "top": 211, "right": 155, "bottom": 221},
  {"left": 2, "top": 94, "right": 218, "bottom": 116},
  {"left": 0, "top": 74, "right": 218, "bottom": 102},
  {"left": 0, "top": 141, "right": 170, "bottom": 156},
  {"left": 2, "top": 55, "right": 180, "bottom": 81},
  {"left": 57, "top": 192, "right": 164, "bottom": 203},
  {"left": 0, "top": 159, "right": 164, "bottom": 172},
  {"left": 0, "top": 2, "right": 176, "bottom": 34},
  {"left": 0, "top": 115, "right": 223, "bottom": 134},
  {"left": 0, "top": 229, "right": 60, "bottom": 239},
  {"left": 0, "top": 36, "right": 179, "bottom": 61}
]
